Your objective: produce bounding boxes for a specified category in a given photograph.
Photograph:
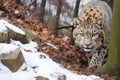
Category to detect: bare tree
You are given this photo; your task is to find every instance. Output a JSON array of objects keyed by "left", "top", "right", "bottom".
[
  {"left": 73, "top": 0, "right": 81, "bottom": 17},
  {"left": 33, "top": 0, "right": 37, "bottom": 10},
  {"left": 15, "top": 0, "right": 22, "bottom": 5},
  {"left": 108, "top": 0, "right": 113, "bottom": 9},
  {"left": 53, "top": 0, "right": 63, "bottom": 36},
  {"left": 0, "top": 0, "right": 2, "bottom": 8},
  {"left": 39, "top": 0, "right": 46, "bottom": 23},
  {"left": 70, "top": 0, "right": 81, "bottom": 44},
  {"left": 31, "top": 0, "right": 38, "bottom": 15}
]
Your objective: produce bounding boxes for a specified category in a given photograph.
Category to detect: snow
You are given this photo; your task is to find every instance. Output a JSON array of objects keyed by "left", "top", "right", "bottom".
[
  {"left": 0, "top": 39, "right": 102, "bottom": 80},
  {"left": 0, "top": 19, "right": 25, "bottom": 35},
  {"left": 0, "top": 71, "right": 36, "bottom": 80},
  {"left": 0, "top": 43, "right": 18, "bottom": 55},
  {"left": 0, "top": 18, "right": 102, "bottom": 80},
  {"left": 14, "top": 10, "right": 20, "bottom": 14},
  {"left": 0, "top": 62, "right": 11, "bottom": 74},
  {"left": 0, "top": 22, "right": 7, "bottom": 32},
  {"left": 10, "top": 40, "right": 38, "bottom": 52}
]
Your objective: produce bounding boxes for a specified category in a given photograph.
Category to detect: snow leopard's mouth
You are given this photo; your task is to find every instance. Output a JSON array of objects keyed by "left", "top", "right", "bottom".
[{"left": 83, "top": 47, "right": 93, "bottom": 52}]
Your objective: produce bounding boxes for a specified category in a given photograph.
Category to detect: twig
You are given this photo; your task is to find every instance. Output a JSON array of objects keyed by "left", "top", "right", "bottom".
[
  {"left": 24, "top": 0, "right": 35, "bottom": 13},
  {"left": 3, "top": 0, "right": 14, "bottom": 7},
  {"left": 57, "top": 25, "right": 74, "bottom": 29},
  {"left": 46, "top": 42, "right": 58, "bottom": 50}
]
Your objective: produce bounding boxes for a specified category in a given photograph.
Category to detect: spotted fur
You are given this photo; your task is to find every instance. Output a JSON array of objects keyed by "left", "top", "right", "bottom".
[{"left": 72, "top": 0, "right": 112, "bottom": 67}]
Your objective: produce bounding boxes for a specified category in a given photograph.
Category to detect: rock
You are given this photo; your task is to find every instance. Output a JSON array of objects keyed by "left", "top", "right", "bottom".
[
  {"left": 8, "top": 29, "right": 29, "bottom": 44},
  {"left": 7, "top": 28, "right": 41, "bottom": 44},
  {"left": 36, "top": 76, "right": 49, "bottom": 80},
  {"left": 57, "top": 74, "right": 66, "bottom": 80},
  {"left": 23, "top": 29, "right": 41, "bottom": 48},
  {"left": 0, "top": 20, "right": 40, "bottom": 72},
  {"left": 0, "top": 29, "right": 8, "bottom": 43},
  {"left": 51, "top": 73, "right": 66, "bottom": 80},
  {"left": 0, "top": 20, "right": 40, "bottom": 46},
  {"left": 1, "top": 48, "right": 24, "bottom": 72},
  {"left": 0, "top": 19, "right": 29, "bottom": 44}
]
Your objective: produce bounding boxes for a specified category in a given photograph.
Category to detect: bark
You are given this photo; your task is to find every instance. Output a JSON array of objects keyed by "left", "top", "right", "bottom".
[
  {"left": 53, "top": 0, "right": 62, "bottom": 36},
  {"left": 15, "top": 0, "right": 22, "bottom": 5},
  {"left": 108, "top": 0, "right": 113, "bottom": 10},
  {"left": 96, "top": 0, "right": 120, "bottom": 76},
  {"left": 0, "top": 0, "right": 3, "bottom": 8},
  {"left": 39, "top": 0, "right": 46, "bottom": 23},
  {"left": 33, "top": 0, "right": 37, "bottom": 9},
  {"left": 73, "top": 0, "right": 80, "bottom": 17},
  {"left": 71, "top": 0, "right": 81, "bottom": 44}
]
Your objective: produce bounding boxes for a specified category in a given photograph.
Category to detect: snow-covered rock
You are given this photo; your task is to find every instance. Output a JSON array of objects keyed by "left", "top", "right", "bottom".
[
  {"left": 0, "top": 43, "right": 24, "bottom": 72},
  {"left": 0, "top": 29, "right": 8, "bottom": 43},
  {"left": 0, "top": 43, "right": 19, "bottom": 60},
  {"left": 0, "top": 19, "right": 40, "bottom": 44},
  {"left": 0, "top": 19, "right": 28, "bottom": 43},
  {"left": 0, "top": 20, "right": 25, "bottom": 35}
]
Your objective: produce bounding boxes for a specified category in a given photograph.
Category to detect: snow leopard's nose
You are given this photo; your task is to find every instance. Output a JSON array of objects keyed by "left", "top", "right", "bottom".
[
  {"left": 85, "top": 43, "right": 91, "bottom": 47},
  {"left": 84, "top": 38, "right": 92, "bottom": 47}
]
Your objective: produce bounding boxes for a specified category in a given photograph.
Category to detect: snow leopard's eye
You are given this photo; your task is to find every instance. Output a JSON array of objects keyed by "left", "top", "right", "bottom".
[{"left": 80, "top": 30, "right": 83, "bottom": 33}]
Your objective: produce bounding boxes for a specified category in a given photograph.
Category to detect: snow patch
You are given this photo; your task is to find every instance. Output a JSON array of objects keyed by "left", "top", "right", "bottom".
[
  {"left": 0, "top": 43, "right": 19, "bottom": 55},
  {"left": 0, "top": 22, "right": 7, "bottom": 32},
  {"left": 0, "top": 39, "right": 102, "bottom": 80},
  {"left": 0, "top": 19, "right": 25, "bottom": 35}
]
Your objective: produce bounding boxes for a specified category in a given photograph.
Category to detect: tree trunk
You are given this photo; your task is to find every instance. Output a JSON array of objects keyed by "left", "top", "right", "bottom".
[
  {"left": 0, "top": 0, "right": 3, "bottom": 8},
  {"left": 71, "top": 0, "right": 81, "bottom": 44},
  {"left": 33, "top": 0, "right": 37, "bottom": 9},
  {"left": 96, "top": 0, "right": 120, "bottom": 76},
  {"left": 108, "top": 0, "right": 113, "bottom": 10},
  {"left": 53, "top": 0, "right": 62, "bottom": 36},
  {"left": 15, "top": 0, "right": 22, "bottom": 5},
  {"left": 33, "top": 0, "right": 37, "bottom": 15},
  {"left": 39, "top": 0, "right": 46, "bottom": 23},
  {"left": 73, "top": 0, "right": 80, "bottom": 17}
]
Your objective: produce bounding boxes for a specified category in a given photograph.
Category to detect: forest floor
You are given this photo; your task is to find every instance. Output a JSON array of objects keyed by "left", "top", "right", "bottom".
[{"left": 0, "top": 0, "right": 119, "bottom": 80}]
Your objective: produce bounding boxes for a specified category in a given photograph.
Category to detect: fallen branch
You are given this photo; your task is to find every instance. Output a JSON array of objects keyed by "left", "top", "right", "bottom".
[
  {"left": 57, "top": 25, "right": 74, "bottom": 29},
  {"left": 3, "top": 0, "right": 14, "bottom": 8}
]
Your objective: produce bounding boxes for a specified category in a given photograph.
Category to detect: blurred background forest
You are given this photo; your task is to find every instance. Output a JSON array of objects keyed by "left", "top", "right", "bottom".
[{"left": 15, "top": 0, "right": 113, "bottom": 37}]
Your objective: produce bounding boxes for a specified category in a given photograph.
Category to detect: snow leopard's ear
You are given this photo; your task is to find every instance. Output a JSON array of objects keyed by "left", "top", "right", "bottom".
[
  {"left": 72, "top": 17, "right": 82, "bottom": 28},
  {"left": 97, "top": 18, "right": 104, "bottom": 29}
]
